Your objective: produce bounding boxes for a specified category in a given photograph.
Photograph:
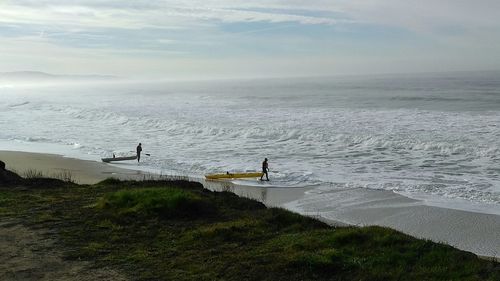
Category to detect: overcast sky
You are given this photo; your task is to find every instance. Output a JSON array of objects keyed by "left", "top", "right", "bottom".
[{"left": 1, "top": 0, "right": 499, "bottom": 79}]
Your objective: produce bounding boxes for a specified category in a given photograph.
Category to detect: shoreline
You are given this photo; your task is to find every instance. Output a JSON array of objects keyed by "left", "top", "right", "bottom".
[
  {"left": 0, "top": 150, "right": 308, "bottom": 208},
  {"left": 1, "top": 150, "right": 499, "bottom": 260},
  {"left": 0, "top": 150, "right": 152, "bottom": 184}
]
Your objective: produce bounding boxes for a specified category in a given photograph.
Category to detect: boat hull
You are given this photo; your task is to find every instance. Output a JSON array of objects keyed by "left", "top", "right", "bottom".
[
  {"left": 205, "top": 172, "right": 264, "bottom": 180},
  {"left": 101, "top": 156, "right": 137, "bottom": 163}
]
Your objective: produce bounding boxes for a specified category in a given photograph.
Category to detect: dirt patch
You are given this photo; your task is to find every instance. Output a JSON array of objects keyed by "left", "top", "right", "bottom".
[{"left": 0, "top": 220, "right": 128, "bottom": 281}]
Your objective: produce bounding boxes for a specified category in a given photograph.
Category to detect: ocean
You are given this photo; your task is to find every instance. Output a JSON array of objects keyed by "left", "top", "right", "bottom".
[{"left": 1, "top": 71, "right": 500, "bottom": 215}]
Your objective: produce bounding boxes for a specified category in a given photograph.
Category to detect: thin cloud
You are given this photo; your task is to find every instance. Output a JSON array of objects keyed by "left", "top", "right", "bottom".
[
  {"left": 0, "top": 1, "right": 356, "bottom": 30},
  {"left": 3, "top": 1, "right": 500, "bottom": 32}
]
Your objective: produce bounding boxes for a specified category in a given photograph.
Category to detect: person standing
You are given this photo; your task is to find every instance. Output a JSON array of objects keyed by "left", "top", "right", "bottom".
[
  {"left": 136, "top": 143, "right": 142, "bottom": 162},
  {"left": 260, "top": 158, "right": 269, "bottom": 181}
]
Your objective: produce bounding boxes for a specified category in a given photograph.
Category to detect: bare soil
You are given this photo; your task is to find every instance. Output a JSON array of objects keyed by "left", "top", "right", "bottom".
[{"left": 0, "top": 219, "right": 128, "bottom": 281}]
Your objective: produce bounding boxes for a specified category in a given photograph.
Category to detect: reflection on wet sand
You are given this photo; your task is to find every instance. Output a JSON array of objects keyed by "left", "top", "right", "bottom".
[{"left": 201, "top": 178, "right": 309, "bottom": 207}]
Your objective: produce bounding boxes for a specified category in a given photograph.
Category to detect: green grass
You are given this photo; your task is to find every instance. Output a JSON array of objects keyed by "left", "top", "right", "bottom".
[
  {"left": 0, "top": 176, "right": 498, "bottom": 281},
  {"left": 0, "top": 191, "right": 13, "bottom": 214},
  {"left": 0, "top": 191, "right": 12, "bottom": 203},
  {"left": 96, "top": 187, "right": 216, "bottom": 218}
]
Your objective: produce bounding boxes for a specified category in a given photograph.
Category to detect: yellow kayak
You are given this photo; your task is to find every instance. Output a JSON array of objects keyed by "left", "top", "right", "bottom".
[{"left": 205, "top": 172, "right": 264, "bottom": 180}]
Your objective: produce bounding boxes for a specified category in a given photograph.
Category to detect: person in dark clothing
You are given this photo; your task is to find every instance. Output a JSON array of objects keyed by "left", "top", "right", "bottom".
[
  {"left": 260, "top": 158, "right": 269, "bottom": 181},
  {"left": 136, "top": 143, "right": 142, "bottom": 162}
]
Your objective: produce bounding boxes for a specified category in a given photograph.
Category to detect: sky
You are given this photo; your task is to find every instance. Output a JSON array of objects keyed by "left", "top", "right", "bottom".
[{"left": 1, "top": 0, "right": 500, "bottom": 79}]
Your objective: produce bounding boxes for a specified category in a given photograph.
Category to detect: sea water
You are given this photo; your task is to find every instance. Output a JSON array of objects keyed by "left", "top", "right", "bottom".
[{"left": 1, "top": 71, "right": 500, "bottom": 215}]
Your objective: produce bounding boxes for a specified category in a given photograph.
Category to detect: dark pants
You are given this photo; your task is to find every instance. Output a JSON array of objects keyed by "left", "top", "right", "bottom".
[{"left": 261, "top": 169, "right": 269, "bottom": 180}]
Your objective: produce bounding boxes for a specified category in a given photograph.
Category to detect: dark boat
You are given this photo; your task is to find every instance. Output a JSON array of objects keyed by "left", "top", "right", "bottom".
[{"left": 101, "top": 155, "right": 137, "bottom": 163}]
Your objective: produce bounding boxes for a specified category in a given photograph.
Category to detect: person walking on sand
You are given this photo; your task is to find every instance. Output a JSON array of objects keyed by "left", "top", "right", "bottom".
[
  {"left": 260, "top": 158, "right": 269, "bottom": 181},
  {"left": 136, "top": 143, "right": 142, "bottom": 163}
]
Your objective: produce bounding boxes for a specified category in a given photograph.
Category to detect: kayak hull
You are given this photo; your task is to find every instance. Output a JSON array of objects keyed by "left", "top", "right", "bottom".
[
  {"left": 102, "top": 156, "right": 137, "bottom": 163},
  {"left": 205, "top": 172, "right": 264, "bottom": 180}
]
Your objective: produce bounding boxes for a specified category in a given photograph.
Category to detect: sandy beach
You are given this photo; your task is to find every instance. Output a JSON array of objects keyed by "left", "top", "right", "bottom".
[
  {"left": 0, "top": 150, "right": 151, "bottom": 184},
  {"left": 1, "top": 150, "right": 499, "bottom": 260}
]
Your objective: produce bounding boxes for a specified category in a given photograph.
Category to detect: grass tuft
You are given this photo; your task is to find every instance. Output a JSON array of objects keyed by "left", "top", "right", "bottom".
[
  {"left": 98, "top": 178, "right": 122, "bottom": 185},
  {"left": 23, "top": 169, "right": 44, "bottom": 179},
  {"left": 52, "top": 170, "right": 75, "bottom": 183},
  {"left": 20, "top": 169, "right": 76, "bottom": 187}
]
